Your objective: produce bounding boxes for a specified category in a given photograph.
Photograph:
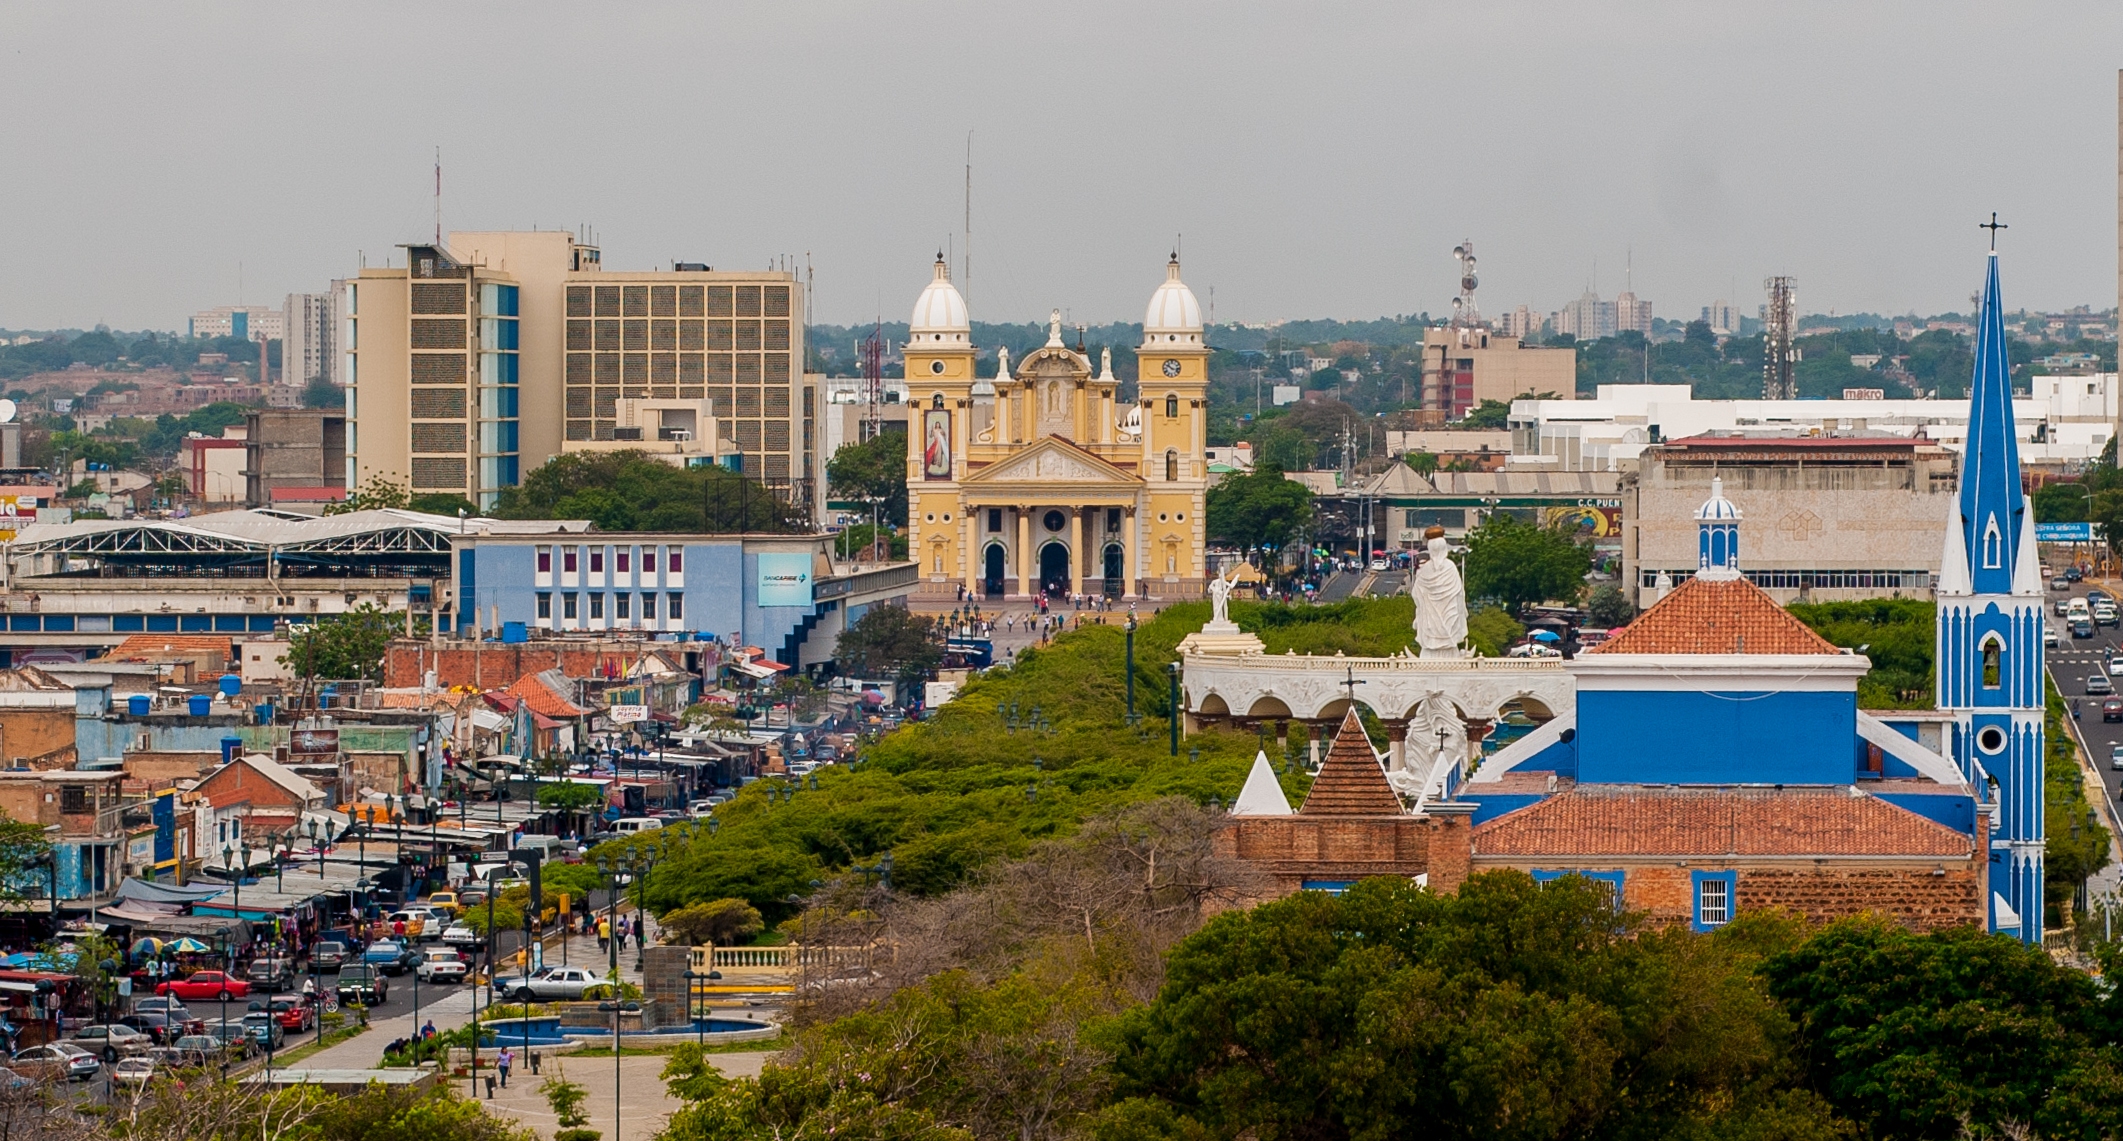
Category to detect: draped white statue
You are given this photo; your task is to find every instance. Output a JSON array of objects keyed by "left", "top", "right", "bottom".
[
  {"left": 1411, "top": 531, "right": 1468, "bottom": 658},
  {"left": 1206, "top": 566, "right": 1239, "bottom": 629}
]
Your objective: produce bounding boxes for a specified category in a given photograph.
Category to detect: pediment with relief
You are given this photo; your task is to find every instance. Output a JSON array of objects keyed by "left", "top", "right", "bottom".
[{"left": 964, "top": 438, "right": 1141, "bottom": 486}]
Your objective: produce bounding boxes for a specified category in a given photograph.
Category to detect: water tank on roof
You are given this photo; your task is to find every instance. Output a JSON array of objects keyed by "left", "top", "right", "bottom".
[
  {"left": 187, "top": 694, "right": 211, "bottom": 717},
  {"left": 501, "top": 622, "right": 528, "bottom": 645},
  {"left": 126, "top": 695, "right": 150, "bottom": 717},
  {"left": 218, "top": 674, "right": 241, "bottom": 698}
]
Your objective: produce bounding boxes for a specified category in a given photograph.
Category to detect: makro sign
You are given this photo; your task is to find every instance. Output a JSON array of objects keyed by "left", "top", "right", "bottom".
[{"left": 757, "top": 552, "right": 814, "bottom": 607}]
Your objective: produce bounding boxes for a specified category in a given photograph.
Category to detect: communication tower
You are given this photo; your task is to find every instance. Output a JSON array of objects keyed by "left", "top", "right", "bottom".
[
  {"left": 1450, "top": 241, "right": 1483, "bottom": 328},
  {"left": 860, "top": 319, "right": 885, "bottom": 442},
  {"left": 1763, "top": 276, "right": 1797, "bottom": 399}
]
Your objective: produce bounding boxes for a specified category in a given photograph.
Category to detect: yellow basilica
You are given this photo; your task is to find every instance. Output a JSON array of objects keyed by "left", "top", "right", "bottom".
[{"left": 903, "top": 254, "right": 1210, "bottom": 602}]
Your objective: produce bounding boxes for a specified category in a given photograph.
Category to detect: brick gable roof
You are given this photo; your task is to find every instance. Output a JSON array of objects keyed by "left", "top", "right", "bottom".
[
  {"left": 505, "top": 670, "right": 591, "bottom": 719},
  {"left": 112, "top": 634, "right": 234, "bottom": 659},
  {"left": 1589, "top": 575, "right": 1841, "bottom": 656},
  {"left": 1298, "top": 708, "right": 1404, "bottom": 816},
  {"left": 1472, "top": 786, "right": 1972, "bottom": 858}
]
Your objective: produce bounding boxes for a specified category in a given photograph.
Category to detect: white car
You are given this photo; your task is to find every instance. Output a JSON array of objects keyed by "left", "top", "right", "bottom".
[
  {"left": 441, "top": 924, "right": 482, "bottom": 948},
  {"left": 2107, "top": 656, "right": 2123, "bottom": 677},
  {"left": 416, "top": 949, "right": 469, "bottom": 983},
  {"left": 112, "top": 1056, "right": 156, "bottom": 1087},
  {"left": 1369, "top": 559, "right": 1389, "bottom": 572},
  {"left": 2045, "top": 626, "right": 2060, "bottom": 647}
]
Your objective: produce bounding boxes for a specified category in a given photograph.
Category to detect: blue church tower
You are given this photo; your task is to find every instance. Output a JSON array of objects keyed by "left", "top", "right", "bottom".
[
  {"left": 1695, "top": 476, "right": 1741, "bottom": 579},
  {"left": 1936, "top": 248, "right": 2043, "bottom": 942}
]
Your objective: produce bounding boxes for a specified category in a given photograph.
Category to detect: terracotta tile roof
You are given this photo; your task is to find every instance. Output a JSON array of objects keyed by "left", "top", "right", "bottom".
[
  {"left": 1298, "top": 708, "right": 1404, "bottom": 816},
  {"left": 1589, "top": 575, "right": 1841, "bottom": 656},
  {"left": 505, "top": 669, "right": 591, "bottom": 719},
  {"left": 111, "top": 635, "right": 234, "bottom": 659},
  {"left": 1472, "top": 786, "right": 1972, "bottom": 858}
]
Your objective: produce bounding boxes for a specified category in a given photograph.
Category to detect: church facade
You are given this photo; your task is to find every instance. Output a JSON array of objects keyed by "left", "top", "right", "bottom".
[{"left": 901, "top": 256, "right": 1211, "bottom": 601}]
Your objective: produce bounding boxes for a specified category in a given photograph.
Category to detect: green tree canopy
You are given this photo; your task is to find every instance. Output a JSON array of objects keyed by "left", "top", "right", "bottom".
[
  {"left": 282, "top": 604, "right": 400, "bottom": 682},
  {"left": 825, "top": 430, "right": 909, "bottom": 527},
  {"left": 1461, "top": 513, "right": 1590, "bottom": 616},
  {"left": 1454, "top": 398, "right": 1513, "bottom": 429},
  {"left": 1206, "top": 463, "right": 1313, "bottom": 552},
  {"left": 1100, "top": 873, "right": 1848, "bottom": 1139},
  {"left": 492, "top": 452, "right": 805, "bottom": 532},
  {"left": 833, "top": 604, "right": 943, "bottom": 692}
]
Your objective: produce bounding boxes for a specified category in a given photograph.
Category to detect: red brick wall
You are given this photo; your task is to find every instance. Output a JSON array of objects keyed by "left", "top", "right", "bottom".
[
  {"left": 1473, "top": 859, "right": 1984, "bottom": 932},
  {"left": 383, "top": 643, "right": 658, "bottom": 690}
]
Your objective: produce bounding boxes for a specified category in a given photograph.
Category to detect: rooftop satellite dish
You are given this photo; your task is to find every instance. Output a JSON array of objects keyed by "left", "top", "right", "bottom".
[{"left": 0, "top": 400, "right": 20, "bottom": 424}]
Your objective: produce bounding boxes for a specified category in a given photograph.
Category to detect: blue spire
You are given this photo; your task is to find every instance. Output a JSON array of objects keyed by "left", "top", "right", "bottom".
[{"left": 1955, "top": 252, "right": 2025, "bottom": 595}]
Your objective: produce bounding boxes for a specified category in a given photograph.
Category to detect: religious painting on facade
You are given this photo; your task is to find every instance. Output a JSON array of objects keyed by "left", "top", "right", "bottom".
[{"left": 922, "top": 409, "right": 952, "bottom": 480}]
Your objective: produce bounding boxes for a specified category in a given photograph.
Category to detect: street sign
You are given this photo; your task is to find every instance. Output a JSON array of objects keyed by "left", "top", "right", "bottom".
[
  {"left": 2036, "top": 522, "right": 2104, "bottom": 542},
  {"left": 609, "top": 705, "right": 649, "bottom": 724}
]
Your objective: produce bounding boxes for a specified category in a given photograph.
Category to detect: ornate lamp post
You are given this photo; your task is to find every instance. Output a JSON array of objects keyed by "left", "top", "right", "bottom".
[
  {"left": 633, "top": 846, "right": 659, "bottom": 972},
  {"left": 596, "top": 998, "right": 642, "bottom": 1138}
]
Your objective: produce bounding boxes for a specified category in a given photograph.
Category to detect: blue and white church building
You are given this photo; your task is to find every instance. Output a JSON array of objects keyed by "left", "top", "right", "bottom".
[
  {"left": 1448, "top": 247, "right": 2037, "bottom": 942},
  {"left": 1936, "top": 248, "right": 2045, "bottom": 941}
]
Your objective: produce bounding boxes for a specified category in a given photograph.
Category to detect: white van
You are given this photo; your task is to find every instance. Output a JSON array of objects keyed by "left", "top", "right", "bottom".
[{"left": 610, "top": 817, "right": 663, "bottom": 836}]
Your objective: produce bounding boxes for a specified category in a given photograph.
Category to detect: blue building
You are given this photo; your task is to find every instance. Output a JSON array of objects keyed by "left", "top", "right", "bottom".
[
  {"left": 452, "top": 531, "right": 914, "bottom": 671},
  {"left": 1459, "top": 249, "right": 2037, "bottom": 941}
]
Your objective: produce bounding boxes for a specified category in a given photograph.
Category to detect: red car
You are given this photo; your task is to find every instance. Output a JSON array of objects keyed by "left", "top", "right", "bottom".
[
  {"left": 269, "top": 996, "right": 316, "bottom": 1031},
  {"left": 154, "top": 971, "right": 250, "bottom": 1002}
]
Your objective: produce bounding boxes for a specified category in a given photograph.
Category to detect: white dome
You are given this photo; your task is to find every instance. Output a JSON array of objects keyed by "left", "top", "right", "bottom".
[
  {"left": 1141, "top": 255, "right": 1204, "bottom": 346},
  {"left": 1694, "top": 476, "right": 1741, "bottom": 521},
  {"left": 910, "top": 255, "right": 969, "bottom": 345}
]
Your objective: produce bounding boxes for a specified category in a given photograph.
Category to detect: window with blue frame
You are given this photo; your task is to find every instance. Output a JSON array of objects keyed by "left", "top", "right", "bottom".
[
  {"left": 1531, "top": 868, "right": 1626, "bottom": 909},
  {"left": 1691, "top": 870, "right": 1737, "bottom": 931}
]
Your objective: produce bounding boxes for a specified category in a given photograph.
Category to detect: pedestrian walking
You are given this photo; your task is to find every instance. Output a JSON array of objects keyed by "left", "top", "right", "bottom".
[
  {"left": 597, "top": 916, "right": 610, "bottom": 952},
  {"left": 498, "top": 1046, "right": 514, "bottom": 1087}
]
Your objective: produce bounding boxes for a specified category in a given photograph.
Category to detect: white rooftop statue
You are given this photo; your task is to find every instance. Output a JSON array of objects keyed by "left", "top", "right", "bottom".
[{"left": 1231, "top": 751, "right": 1293, "bottom": 816}]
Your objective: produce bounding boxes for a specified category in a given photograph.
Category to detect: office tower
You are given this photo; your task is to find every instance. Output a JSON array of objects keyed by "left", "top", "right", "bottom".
[
  {"left": 282, "top": 293, "right": 333, "bottom": 388},
  {"left": 188, "top": 306, "right": 285, "bottom": 341},
  {"left": 346, "top": 231, "right": 808, "bottom": 509}
]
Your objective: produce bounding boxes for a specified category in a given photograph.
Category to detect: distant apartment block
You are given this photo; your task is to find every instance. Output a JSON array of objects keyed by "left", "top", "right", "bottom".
[
  {"left": 1420, "top": 327, "right": 1576, "bottom": 419},
  {"left": 1701, "top": 301, "right": 1741, "bottom": 335},
  {"left": 244, "top": 407, "right": 346, "bottom": 508},
  {"left": 282, "top": 292, "right": 334, "bottom": 387},
  {"left": 188, "top": 305, "right": 284, "bottom": 341},
  {"left": 345, "top": 231, "right": 809, "bottom": 508}
]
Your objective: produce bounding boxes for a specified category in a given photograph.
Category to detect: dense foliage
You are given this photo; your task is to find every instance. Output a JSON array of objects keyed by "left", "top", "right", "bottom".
[
  {"left": 825, "top": 431, "right": 909, "bottom": 526},
  {"left": 1786, "top": 598, "right": 1936, "bottom": 708},
  {"left": 281, "top": 603, "right": 400, "bottom": 682},
  {"left": 1205, "top": 463, "right": 1314, "bottom": 553},
  {"left": 1461, "top": 513, "right": 1591, "bottom": 616},
  {"left": 833, "top": 605, "right": 945, "bottom": 692},
  {"left": 491, "top": 452, "right": 806, "bottom": 532}
]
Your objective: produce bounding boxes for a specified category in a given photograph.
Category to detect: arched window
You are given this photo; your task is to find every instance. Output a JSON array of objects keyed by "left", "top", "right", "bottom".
[
  {"left": 1980, "top": 635, "right": 2003, "bottom": 689},
  {"left": 1166, "top": 450, "right": 1179, "bottom": 481},
  {"left": 931, "top": 392, "right": 945, "bottom": 410},
  {"left": 1165, "top": 394, "right": 1179, "bottom": 418},
  {"left": 1982, "top": 515, "right": 2002, "bottom": 569}
]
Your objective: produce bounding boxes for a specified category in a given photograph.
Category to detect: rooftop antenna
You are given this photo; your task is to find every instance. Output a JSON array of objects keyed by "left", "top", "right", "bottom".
[
  {"left": 1763, "top": 276, "right": 1797, "bottom": 399},
  {"left": 434, "top": 147, "right": 442, "bottom": 245},
  {"left": 861, "top": 298, "right": 885, "bottom": 442},
  {"left": 964, "top": 130, "right": 972, "bottom": 309},
  {"left": 1449, "top": 241, "right": 1481, "bottom": 329}
]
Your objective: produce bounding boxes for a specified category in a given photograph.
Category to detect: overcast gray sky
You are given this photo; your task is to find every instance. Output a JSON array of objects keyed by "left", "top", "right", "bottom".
[{"left": 5, "top": 1, "right": 2121, "bottom": 332}]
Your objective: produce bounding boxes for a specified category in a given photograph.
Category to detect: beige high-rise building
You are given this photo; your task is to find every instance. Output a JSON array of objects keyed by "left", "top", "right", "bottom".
[{"left": 346, "top": 232, "right": 808, "bottom": 508}]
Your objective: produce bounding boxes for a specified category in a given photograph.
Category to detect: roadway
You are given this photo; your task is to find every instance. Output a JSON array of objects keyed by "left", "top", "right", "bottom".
[{"left": 2043, "top": 586, "right": 2123, "bottom": 904}]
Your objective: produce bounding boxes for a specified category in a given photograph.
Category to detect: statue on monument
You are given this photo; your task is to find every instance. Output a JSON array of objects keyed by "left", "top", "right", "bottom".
[
  {"left": 1207, "top": 565, "right": 1238, "bottom": 628},
  {"left": 1410, "top": 526, "right": 1468, "bottom": 658}
]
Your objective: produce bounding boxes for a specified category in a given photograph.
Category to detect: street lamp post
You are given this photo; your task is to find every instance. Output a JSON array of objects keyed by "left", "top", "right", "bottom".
[
  {"left": 216, "top": 926, "right": 232, "bottom": 1082},
  {"left": 1124, "top": 613, "right": 1137, "bottom": 725},
  {"left": 633, "top": 847, "right": 659, "bottom": 972},
  {"left": 596, "top": 999, "right": 642, "bottom": 1139},
  {"left": 1167, "top": 663, "right": 1181, "bottom": 756},
  {"left": 306, "top": 818, "right": 325, "bottom": 879}
]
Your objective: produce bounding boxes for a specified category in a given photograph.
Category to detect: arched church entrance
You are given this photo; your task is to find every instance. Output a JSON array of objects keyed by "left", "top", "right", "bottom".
[
  {"left": 1103, "top": 543, "right": 1124, "bottom": 598},
  {"left": 984, "top": 544, "right": 1006, "bottom": 598},
  {"left": 1039, "top": 541, "right": 1071, "bottom": 597}
]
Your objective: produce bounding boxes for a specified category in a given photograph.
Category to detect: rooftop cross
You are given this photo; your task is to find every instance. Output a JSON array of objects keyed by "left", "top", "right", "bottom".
[
  {"left": 1980, "top": 212, "right": 2007, "bottom": 249},
  {"left": 1340, "top": 665, "right": 1367, "bottom": 707}
]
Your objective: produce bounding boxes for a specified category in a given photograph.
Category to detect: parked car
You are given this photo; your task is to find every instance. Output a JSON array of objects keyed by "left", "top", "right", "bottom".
[
  {"left": 268, "top": 996, "right": 316, "bottom": 1031},
  {"left": 203, "top": 1023, "right": 255, "bottom": 1059},
  {"left": 2089, "top": 674, "right": 2116, "bottom": 697},
  {"left": 425, "top": 892, "right": 463, "bottom": 916},
  {"left": 155, "top": 971, "right": 249, "bottom": 1002},
  {"left": 610, "top": 817, "right": 663, "bottom": 836},
  {"left": 129, "top": 997, "right": 202, "bottom": 1036},
  {"left": 362, "top": 940, "right": 418, "bottom": 976},
  {"left": 0, "top": 1067, "right": 31, "bottom": 1092},
  {"left": 441, "top": 923, "right": 482, "bottom": 948},
  {"left": 246, "top": 957, "right": 294, "bottom": 993},
  {"left": 310, "top": 941, "right": 352, "bottom": 972},
  {"left": 71, "top": 1024, "right": 152, "bottom": 1062},
  {"left": 10, "top": 1043, "right": 100, "bottom": 1082},
  {"left": 116, "top": 1011, "right": 180, "bottom": 1044},
  {"left": 169, "top": 1035, "right": 223, "bottom": 1066},
  {"left": 508, "top": 966, "right": 603, "bottom": 1002},
  {"left": 384, "top": 911, "right": 428, "bottom": 940},
  {"left": 112, "top": 1056, "right": 157, "bottom": 1087},
  {"left": 2103, "top": 699, "right": 2123, "bottom": 722},
  {"left": 336, "top": 964, "right": 389, "bottom": 1007},
  {"left": 240, "top": 1012, "right": 286, "bottom": 1052},
  {"left": 417, "top": 948, "right": 469, "bottom": 984}
]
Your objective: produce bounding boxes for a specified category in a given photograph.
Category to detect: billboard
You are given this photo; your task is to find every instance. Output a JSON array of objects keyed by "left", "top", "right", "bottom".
[
  {"left": 1542, "top": 505, "right": 1622, "bottom": 538},
  {"left": 289, "top": 728, "right": 340, "bottom": 755},
  {"left": 608, "top": 705, "right": 649, "bottom": 725},
  {"left": 757, "top": 552, "right": 814, "bottom": 607},
  {"left": 2036, "top": 522, "right": 2104, "bottom": 542},
  {"left": 0, "top": 497, "right": 37, "bottom": 542}
]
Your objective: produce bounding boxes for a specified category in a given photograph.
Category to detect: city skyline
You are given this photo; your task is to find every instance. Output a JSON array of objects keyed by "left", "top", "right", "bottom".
[{"left": 4, "top": 3, "right": 2123, "bottom": 330}]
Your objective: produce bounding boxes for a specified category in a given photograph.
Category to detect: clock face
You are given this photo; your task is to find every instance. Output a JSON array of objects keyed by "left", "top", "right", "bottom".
[{"left": 1162, "top": 358, "right": 1181, "bottom": 378}]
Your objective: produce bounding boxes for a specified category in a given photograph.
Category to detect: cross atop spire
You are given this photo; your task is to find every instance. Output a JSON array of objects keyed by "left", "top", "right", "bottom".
[{"left": 1980, "top": 212, "right": 2007, "bottom": 250}]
